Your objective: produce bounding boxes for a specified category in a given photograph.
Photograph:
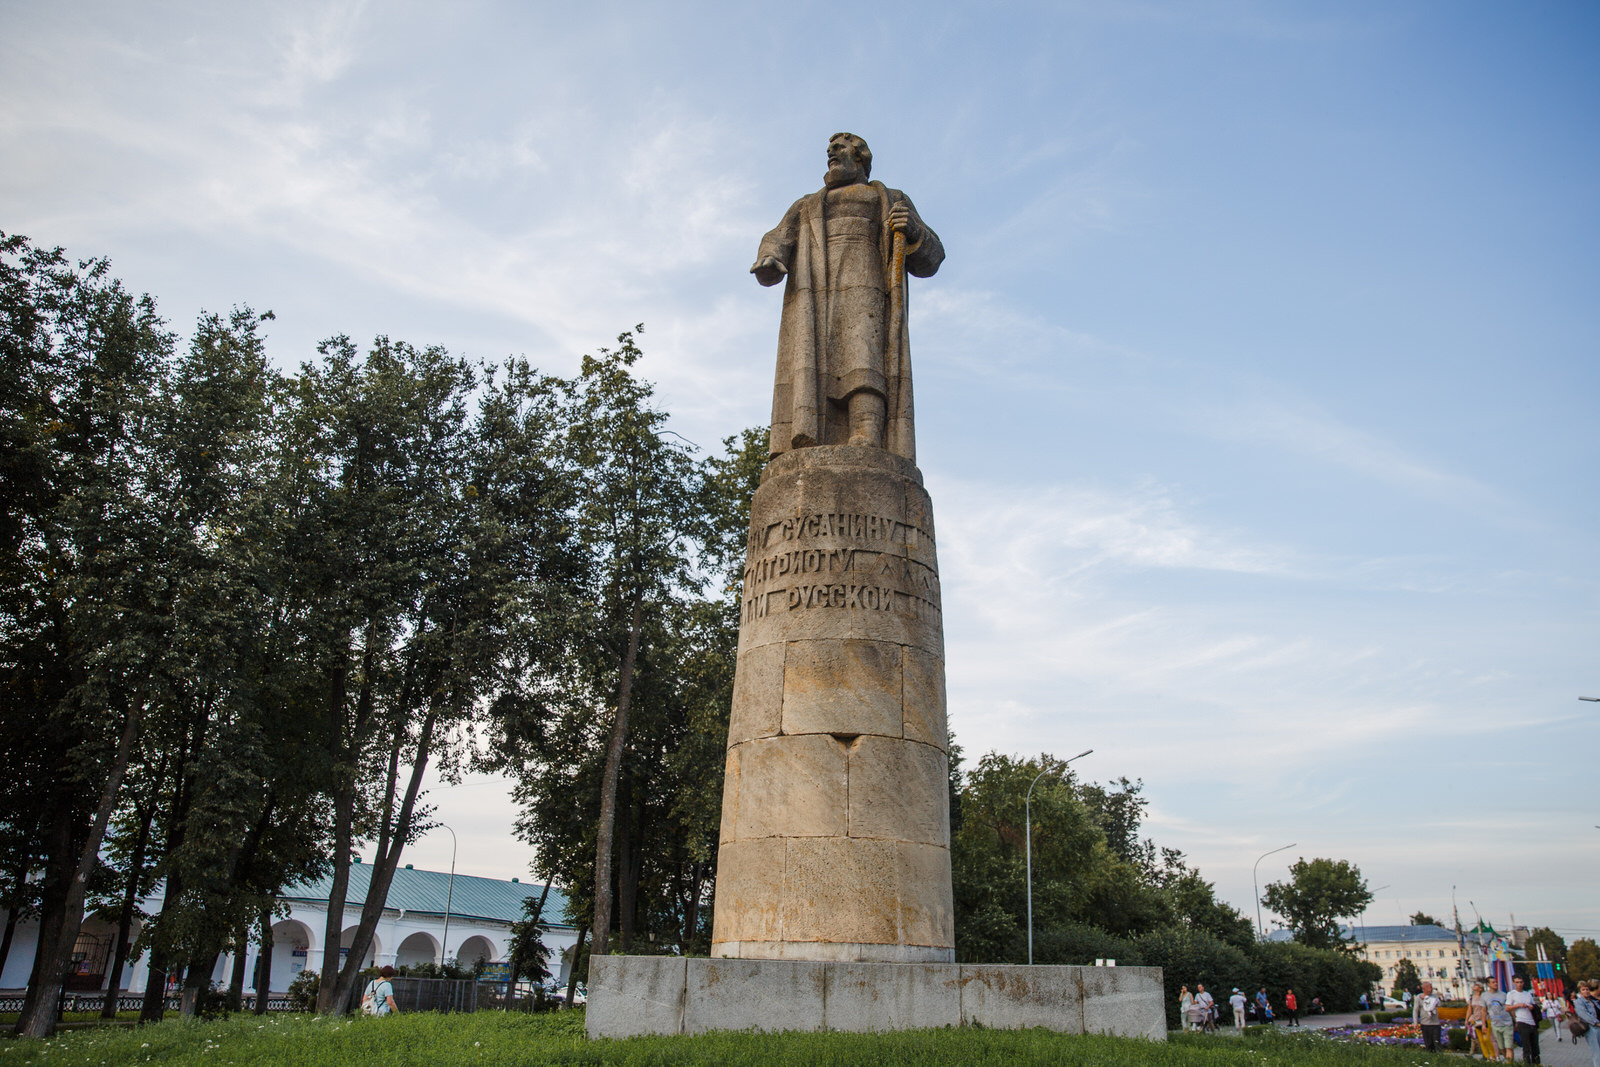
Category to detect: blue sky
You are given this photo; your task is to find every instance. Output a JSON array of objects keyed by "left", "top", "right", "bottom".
[{"left": 4, "top": 1, "right": 1595, "bottom": 941}]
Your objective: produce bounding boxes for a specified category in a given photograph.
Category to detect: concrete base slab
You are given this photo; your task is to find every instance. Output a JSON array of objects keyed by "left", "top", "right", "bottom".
[{"left": 586, "top": 956, "right": 1165, "bottom": 1040}]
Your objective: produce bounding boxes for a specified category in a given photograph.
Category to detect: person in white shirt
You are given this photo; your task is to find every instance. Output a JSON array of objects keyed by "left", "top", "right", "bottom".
[
  {"left": 1546, "top": 996, "right": 1565, "bottom": 1042},
  {"left": 1505, "top": 975, "right": 1540, "bottom": 1064},
  {"left": 1229, "top": 988, "right": 1247, "bottom": 1031},
  {"left": 1195, "top": 984, "right": 1216, "bottom": 1033},
  {"left": 1414, "top": 981, "right": 1443, "bottom": 1052}
]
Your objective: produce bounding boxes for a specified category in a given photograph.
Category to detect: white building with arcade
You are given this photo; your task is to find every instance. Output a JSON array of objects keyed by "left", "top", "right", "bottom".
[{"left": 0, "top": 862, "right": 580, "bottom": 999}]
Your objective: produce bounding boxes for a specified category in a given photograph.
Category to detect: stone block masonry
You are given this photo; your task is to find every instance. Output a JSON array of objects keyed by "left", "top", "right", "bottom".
[
  {"left": 712, "top": 445, "right": 954, "bottom": 963},
  {"left": 586, "top": 957, "right": 1167, "bottom": 1039}
]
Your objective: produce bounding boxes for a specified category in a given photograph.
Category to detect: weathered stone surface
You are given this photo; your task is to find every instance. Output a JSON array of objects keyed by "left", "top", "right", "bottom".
[
  {"left": 753, "top": 134, "right": 942, "bottom": 463},
  {"left": 584, "top": 956, "right": 1167, "bottom": 1039},
  {"left": 959, "top": 964, "right": 1084, "bottom": 1031},
  {"left": 584, "top": 954, "right": 685, "bottom": 1038},
  {"left": 847, "top": 736, "right": 948, "bottom": 845},
  {"left": 727, "top": 642, "right": 785, "bottom": 747},
  {"left": 823, "top": 961, "right": 961, "bottom": 1031},
  {"left": 716, "top": 443, "right": 953, "bottom": 963},
  {"left": 716, "top": 939, "right": 954, "bottom": 963},
  {"left": 1080, "top": 966, "right": 1166, "bottom": 1040},
  {"left": 683, "top": 957, "right": 825, "bottom": 1035},
  {"left": 709, "top": 839, "right": 785, "bottom": 944},
  {"left": 736, "top": 447, "right": 944, "bottom": 658},
  {"left": 724, "top": 734, "right": 847, "bottom": 839},
  {"left": 782, "top": 639, "right": 902, "bottom": 738},
  {"left": 901, "top": 646, "right": 947, "bottom": 748},
  {"left": 782, "top": 837, "right": 953, "bottom": 952},
  {"left": 715, "top": 140, "right": 953, "bottom": 966}
]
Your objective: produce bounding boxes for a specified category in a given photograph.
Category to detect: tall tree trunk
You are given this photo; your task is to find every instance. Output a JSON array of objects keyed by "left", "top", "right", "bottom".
[
  {"left": 101, "top": 807, "right": 153, "bottom": 1018},
  {"left": 565, "top": 925, "right": 587, "bottom": 1007},
  {"left": 179, "top": 950, "right": 221, "bottom": 1016},
  {"left": 0, "top": 860, "right": 28, "bottom": 985},
  {"left": 0, "top": 903, "right": 18, "bottom": 986},
  {"left": 16, "top": 700, "right": 141, "bottom": 1038},
  {"left": 327, "top": 708, "right": 440, "bottom": 1015},
  {"left": 137, "top": 864, "right": 183, "bottom": 1024},
  {"left": 317, "top": 653, "right": 366, "bottom": 1013},
  {"left": 316, "top": 774, "right": 355, "bottom": 1012},
  {"left": 252, "top": 905, "right": 273, "bottom": 1015},
  {"left": 226, "top": 919, "right": 250, "bottom": 1010},
  {"left": 617, "top": 778, "right": 635, "bottom": 953},
  {"left": 683, "top": 861, "right": 705, "bottom": 950},
  {"left": 141, "top": 711, "right": 199, "bottom": 1024},
  {"left": 591, "top": 594, "right": 643, "bottom": 958}
]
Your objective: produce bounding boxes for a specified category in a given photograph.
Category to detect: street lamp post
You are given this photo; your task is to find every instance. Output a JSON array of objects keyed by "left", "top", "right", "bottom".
[
  {"left": 1026, "top": 749, "right": 1093, "bottom": 966},
  {"left": 1253, "top": 843, "right": 1297, "bottom": 941},
  {"left": 437, "top": 824, "right": 458, "bottom": 967},
  {"left": 1358, "top": 884, "right": 1391, "bottom": 947}
]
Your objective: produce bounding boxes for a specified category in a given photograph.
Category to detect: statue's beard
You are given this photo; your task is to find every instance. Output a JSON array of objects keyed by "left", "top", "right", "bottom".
[{"left": 825, "top": 161, "right": 864, "bottom": 188}]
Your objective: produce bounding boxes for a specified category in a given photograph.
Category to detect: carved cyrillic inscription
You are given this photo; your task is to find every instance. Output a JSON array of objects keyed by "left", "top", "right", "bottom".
[
  {"left": 749, "top": 510, "right": 931, "bottom": 552},
  {"left": 744, "top": 547, "right": 860, "bottom": 587},
  {"left": 738, "top": 506, "right": 941, "bottom": 627}
]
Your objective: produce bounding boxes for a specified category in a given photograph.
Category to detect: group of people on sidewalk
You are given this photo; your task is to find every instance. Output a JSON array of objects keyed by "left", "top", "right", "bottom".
[
  {"left": 1177, "top": 983, "right": 1301, "bottom": 1032},
  {"left": 1449, "top": 974, "right": 1600, "bottom": 1065}
]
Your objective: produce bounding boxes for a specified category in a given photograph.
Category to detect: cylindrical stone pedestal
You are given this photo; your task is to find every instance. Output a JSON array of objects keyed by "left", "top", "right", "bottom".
[{"left": 711, "top": 444, "right": 953, "bottom": 963}]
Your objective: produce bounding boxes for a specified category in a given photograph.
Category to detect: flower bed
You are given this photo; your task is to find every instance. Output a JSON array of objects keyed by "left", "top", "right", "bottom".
[{"left": 1319, "top": 1021, "right": 1424, "bottom": 1048}]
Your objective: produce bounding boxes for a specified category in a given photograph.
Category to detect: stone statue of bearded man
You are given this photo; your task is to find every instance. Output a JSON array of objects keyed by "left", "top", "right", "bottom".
[{"left": 751, "top": 133, "right": 944, "bottom": 462}]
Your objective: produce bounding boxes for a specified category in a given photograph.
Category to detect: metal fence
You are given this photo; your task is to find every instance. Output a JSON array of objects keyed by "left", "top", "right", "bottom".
[
  {"left": 382, "top": 977, "right": 477, "bottom": 1013},
  {"left": 2, "top": 979, "right": 481, "bottom": 1017},
  {"left": 0, "top": 992, "right": 300, "bottom": 1014}
]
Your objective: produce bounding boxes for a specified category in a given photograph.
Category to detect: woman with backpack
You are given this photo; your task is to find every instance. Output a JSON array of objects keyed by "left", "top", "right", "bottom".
[{"left": 362, "top": 965, "right": 399, "bottom": 1016}]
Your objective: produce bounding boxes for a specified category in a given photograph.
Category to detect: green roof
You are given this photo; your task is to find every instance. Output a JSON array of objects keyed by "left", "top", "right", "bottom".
[{"left": 282, "top": 863, "right": 573, "bottom": 928}]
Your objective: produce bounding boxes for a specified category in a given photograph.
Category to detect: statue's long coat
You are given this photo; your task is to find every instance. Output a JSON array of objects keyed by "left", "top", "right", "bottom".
[{"left": 757, "top": 180, "right": 943, "bottom": 462}]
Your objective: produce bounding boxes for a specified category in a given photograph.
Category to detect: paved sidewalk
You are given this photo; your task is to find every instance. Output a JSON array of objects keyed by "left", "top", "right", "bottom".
[{"left": 1278, "top": 1014, "right": 1595, "bottom": 1065}]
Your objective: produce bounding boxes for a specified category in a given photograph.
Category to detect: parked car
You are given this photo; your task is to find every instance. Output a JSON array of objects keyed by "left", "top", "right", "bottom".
[{"left": 1381, "top": 997, "right": 1406, "bottom": 1012}]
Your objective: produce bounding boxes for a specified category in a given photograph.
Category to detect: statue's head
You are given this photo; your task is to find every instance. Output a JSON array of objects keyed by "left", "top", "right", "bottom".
[{"left": 825, "top": 132, "right": 872, "bottom": 187}]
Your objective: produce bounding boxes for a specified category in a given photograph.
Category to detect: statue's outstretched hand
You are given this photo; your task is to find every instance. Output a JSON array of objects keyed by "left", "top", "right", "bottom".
[
  {"left": 888, "top": 203, "right": 921, "bottom": 243},
  {"left": 751, "top": 256, "right": 787, "bottom": 287}
]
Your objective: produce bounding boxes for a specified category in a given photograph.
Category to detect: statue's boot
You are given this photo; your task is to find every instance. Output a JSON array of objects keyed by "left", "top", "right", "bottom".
[{"left": 846, "top": 391, "right": 885, "bottom": 448}]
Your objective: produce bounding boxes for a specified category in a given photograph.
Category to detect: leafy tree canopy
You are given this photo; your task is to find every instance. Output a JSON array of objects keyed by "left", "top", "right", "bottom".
[
  {"left": 1392, "top": 957, "right": 1421, "bottom": 995},
  {"left": 1261, "top": 857, "right": 1372, "bottom": 953},
  {"left": 1567, "top": 938, "right": 1600, "bottom": 984}
]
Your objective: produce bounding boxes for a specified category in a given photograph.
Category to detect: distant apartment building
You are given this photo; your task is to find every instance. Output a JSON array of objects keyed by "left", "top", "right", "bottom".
[{"left": 1356, "top": 924, "right": 1471, "bottom": 998}]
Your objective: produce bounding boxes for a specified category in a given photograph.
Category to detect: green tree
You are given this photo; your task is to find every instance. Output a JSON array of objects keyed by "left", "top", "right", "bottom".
[
  {"left": 1410, "top": 911, "right": 1441, "bottom": 927},
  {"left": 507, "top": 889, "right": 553, "bottom": 986},
  {"left": 1261, "top": 857, "right": 1372, "bottom": 953},
  {"left": 1524, "top": 925, "right": 1565, "bottom": 965},
  {"left": 1393, "top": 957, "right": 1421, "bottom": 996},
  {"left": 1, "top": 233, "right": 180, "bottom": 1037},
  {"left": 1567, "top": 938, "right": 1600, "bottom": 984},
  {"left": 950, "top": 752, "right": 1127, "bottom": 961},
  {"left": 558, "top": 331, "right": 700, "bottom": 959}
]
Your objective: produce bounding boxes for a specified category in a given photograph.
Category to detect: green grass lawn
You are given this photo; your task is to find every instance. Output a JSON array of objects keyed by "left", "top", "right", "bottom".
[{"left": 0, "top": 1011, "right": 1467, "bottom": 1066}]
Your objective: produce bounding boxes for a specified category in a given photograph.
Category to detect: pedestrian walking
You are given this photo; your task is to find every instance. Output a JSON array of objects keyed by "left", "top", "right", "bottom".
[
  {"left": 1468, "top": 982, "right": 1500, "bottom": 1060},
  {"left": 1256, "top": 988, "right": 1272, "bottom": 1025},
  {"left": 1284, "top": 988, "right": 1299, "bottom": 1027},
  {"left": 1196, "top": 983, "right": 1216, "bottom": 1033},
  {"left": 1546, "top": 994, "right": 1565, "bottom": 1042},
  {"left": 1570, "top": 980, "right": 1600, "bottom": 1067},
  {"left": 1505, "top": 975, "right": 1540, "bottom": 1064},
  {"left": 1179, "top": 985, "right": 1196, "bottom": 1031},
  {"left": 1486, "top": 976, "right": 1515, "bottom": 1063},
  {"left": 1414, "top": 981, "right": 1443, "bottom": 1053},
  {"left": 362, "top": 965, "right": 399, "bottom": 1017},
  {"left": 1230, "top": 988, "right": 1248, "bottom": 1032}
]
